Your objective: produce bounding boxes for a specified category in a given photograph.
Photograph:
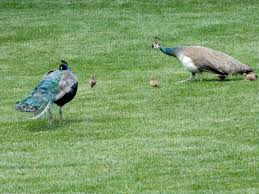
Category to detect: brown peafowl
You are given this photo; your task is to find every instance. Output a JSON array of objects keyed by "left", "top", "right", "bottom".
[
  {"left": 149, "top": 77, "right": 159, "bottom": 87},
  {"left": 152, "top": 37, "right": 256, "bottom": 82},
  {"left": 16, "top": 60, "right": 78, "bottom": 125},
  {"left": 244, "top": 72, "right": 257, "bottom": 81},
  {"left": 89, "top": 74, "right": 96, "bottom": 88}
]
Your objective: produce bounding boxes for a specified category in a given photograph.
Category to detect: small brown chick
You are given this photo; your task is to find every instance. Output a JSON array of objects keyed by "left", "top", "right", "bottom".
[
  {"left": 89, "top": 74, "right": 96, "bottom": 88},
  {"left": 149, "top": 78, "right": 159, "bottom": 87},
  {"left": 244, "top": 72, "right": 257, "bottom": 81}
]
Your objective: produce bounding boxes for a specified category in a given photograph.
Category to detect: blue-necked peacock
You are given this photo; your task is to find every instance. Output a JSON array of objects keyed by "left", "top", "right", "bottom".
[
  {"left": 16, "top": 60, "right": 78, "bottom": 124},
  {"left": 152, "top": 37, "right": 257, "bottom": 82}
]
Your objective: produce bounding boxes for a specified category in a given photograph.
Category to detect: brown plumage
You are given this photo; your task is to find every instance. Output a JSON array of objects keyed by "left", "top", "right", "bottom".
[
  {"left": 179, "top": 46, "right": 252, "bottom": 75},
  {"left": 89, "top": 74, "right": 96, "bottom": 88},
  {"left": 244, "top": 72, "right": 257, "bottom": 81},
  {"left": 150, "top": 78, "right": 159, "bottom": 87},
  {"left": 152, "top": 38, "right": 256, "bottom": 82}
]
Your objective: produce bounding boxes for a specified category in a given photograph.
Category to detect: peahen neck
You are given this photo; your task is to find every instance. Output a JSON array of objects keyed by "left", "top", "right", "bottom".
[{"left": 160, "top": 47, "right": 179, "bottom": 57}]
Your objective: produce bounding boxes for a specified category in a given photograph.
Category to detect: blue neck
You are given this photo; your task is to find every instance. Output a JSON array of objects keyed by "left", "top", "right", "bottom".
[{"left": 160, "top": 47, "right": 179, "bottom": 57}]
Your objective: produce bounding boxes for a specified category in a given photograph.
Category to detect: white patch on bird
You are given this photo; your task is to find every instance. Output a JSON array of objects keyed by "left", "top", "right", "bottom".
[
  {"left": 64, "top": 86, "right": 72, "bottom": 93},
  {"left": 55, "top": 91, "right": 65, "bottom": 101},
  {"left": 178, "top": 54, "right": 198, "bottom": 73},
  {"left": 153, "top": 43, "right": 160, "bottom": 48},
  {"left": 59, "top": 80, "right": 67, "bottom": 88}
]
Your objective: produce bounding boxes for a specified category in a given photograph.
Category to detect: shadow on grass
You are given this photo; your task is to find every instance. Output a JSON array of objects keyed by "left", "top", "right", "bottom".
[
  {"left": 17, "top": 117, "right": 86, "bottom": 132},
  {"left": 177, "top": 76, "right": 244, "bottom": 83},
  {"left": 199, "top": 77, "right": 244, "bottom": 82}
]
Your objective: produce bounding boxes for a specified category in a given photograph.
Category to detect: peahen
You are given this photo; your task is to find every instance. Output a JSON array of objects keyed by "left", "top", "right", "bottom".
[
  {"left": 16, "top": 60, "right": 78, "bottom": 124},
  {"left": 89, "top": 74, "right": 96, "bottom": 88},
  {"left": 152, "top": 37, "right": 256, "bottom": 82},
  {"left": 150, "top": 77, "right": 159, "bottom": 87}
]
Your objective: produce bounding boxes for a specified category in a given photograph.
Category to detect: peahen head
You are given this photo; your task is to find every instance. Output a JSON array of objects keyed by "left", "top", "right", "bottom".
[
  {"left": 59, "top": 60, "right": 69, "bottom": 70},
  {"left": 152, "top": 36, "right": 161, "bottom": 49}
]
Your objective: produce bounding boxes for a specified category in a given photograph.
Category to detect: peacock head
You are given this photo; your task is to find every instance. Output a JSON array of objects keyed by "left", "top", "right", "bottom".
[
  {"left": 59, "top": 60, "right": 70, "bottom": 71},
  {"left": 152, "top": 36, "right": 161, "bottom": 49}
]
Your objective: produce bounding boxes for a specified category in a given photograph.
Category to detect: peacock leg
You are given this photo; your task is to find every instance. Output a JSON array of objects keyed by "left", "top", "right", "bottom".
[
  {"left": 59, "top": 106, "right": 64, "bottom": 122},
  {"left": 178, "top": 72, "right": 195, "bottom": 83},
  {"left": 48, "top": 108, "right": 52, "bottom": 125}
]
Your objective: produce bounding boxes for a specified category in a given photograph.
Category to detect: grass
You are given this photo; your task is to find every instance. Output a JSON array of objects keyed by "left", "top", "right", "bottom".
[{"left": 0, "top": 0, "right": 258, "bottom": 193}]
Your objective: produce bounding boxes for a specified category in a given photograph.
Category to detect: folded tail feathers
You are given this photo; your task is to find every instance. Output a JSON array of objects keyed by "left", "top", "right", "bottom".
[
  {"left": 30, "top": 101, "right": 51, "bottom": 119},
  {"left": 16, "top": 91, "right": 53, "bottom": 110},
  {"left": 16, "top": 70, "right": 60, "bottom": 114},
  {"left": 16, "top": 86, "right": 56, "bottom": 119}
]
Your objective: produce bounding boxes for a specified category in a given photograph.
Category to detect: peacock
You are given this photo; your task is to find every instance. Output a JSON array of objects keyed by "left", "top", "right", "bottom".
[
  {"left": 152, "top": 37, "right": 256, "bottom": 82},
  {"left": 16, "top": 60, "right": 78, "bottom": 124}
]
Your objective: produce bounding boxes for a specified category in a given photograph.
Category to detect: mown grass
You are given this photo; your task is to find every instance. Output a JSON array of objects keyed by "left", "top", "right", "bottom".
[{"left": 0, "top": 0, "right": 258, "bottom": 193}]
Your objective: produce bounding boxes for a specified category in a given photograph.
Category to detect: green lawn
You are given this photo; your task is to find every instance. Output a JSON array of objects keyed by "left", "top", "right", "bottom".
[{"left": 0, "top": 0, "right": 258, "bottom": 193}]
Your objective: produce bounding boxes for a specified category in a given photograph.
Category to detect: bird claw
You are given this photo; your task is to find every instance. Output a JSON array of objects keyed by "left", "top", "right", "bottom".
[{"left": 177, "top": 73, "right": 195, "bottom": 83}]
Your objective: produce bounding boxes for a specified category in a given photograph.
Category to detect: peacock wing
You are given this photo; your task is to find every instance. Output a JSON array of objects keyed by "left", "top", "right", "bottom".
[
  {"left": 16, "top": 70, "right": 62, "bottom": 117},
  {"left": 54, "top": 71, "right": 78, "bottom": 102}
]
